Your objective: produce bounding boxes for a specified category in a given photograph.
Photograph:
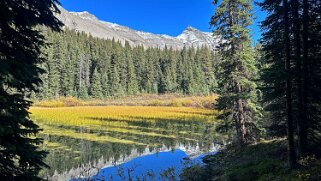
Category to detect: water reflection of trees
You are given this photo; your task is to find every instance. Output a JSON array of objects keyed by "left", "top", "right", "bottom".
[{"left": 39, "top": 117, "right": 224, "bottom": 178}]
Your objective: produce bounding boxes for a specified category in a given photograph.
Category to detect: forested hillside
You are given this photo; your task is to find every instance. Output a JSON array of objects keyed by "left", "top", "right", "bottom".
[{"left": 38, "top": 28, "right": 218, "bottom": 99}]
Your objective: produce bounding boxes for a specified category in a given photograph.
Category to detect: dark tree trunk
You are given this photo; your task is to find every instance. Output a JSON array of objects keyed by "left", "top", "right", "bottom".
[
  {"left": 300, "top": 0, "right": 309, "bottom": 156},
  {"left": 229, "top": 0, "right": 246, "bottom": 146},
  {"left": 284, "top": 0, "right": 297, "bottom": 168},
  {"left": 293, "top": 0, "right": 307, "bottom": 157},
  {"left": 236, "top": 80, "right": 246, "bottom": 145},
  {"left": 238, "top": 98, "right": 247, "bottom": 144}
]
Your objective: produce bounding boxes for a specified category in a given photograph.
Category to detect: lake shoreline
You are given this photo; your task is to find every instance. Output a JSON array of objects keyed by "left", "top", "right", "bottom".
[
  {"left": 181, "top": 139, "right": 321, "bottom": 180},
  {"left": 32, "top": 94, "right": 218, "bottom": 109}
]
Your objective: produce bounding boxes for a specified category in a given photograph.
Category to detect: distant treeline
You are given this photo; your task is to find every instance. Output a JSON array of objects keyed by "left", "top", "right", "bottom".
[{"left": 37, "top": 28, "right": 219, "bottom": 99}]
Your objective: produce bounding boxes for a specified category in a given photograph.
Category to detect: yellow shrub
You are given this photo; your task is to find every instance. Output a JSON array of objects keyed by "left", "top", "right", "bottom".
[
  {"left": 181, "top": 99, "right": 193, "bottom": 107},
  {"left": 170, "top": 99, "right": 183, "bottom": 107},
  {"left": 149, "top": 100, "right": 164, "bottom": 106},
  {"left": 59, "top": 97, "right": 84, "bottom": 107},
  {"left": 36, "top": 100, "right": 65, "bottom": 107}
]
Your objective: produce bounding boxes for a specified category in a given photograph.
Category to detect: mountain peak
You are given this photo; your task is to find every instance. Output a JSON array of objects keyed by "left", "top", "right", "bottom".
[
  {"left": 70, "top": 11, "right": 97, "bottom": 20},
  {"left": 185, "top": 26, "right": 199, "bottom": 32}
]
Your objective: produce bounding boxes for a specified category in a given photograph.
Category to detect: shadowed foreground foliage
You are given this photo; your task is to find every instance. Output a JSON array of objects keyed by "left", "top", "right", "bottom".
[
  {"left": 0, "top": 0, "right": 61, "bottom": 180},
  {"left": 182, "top": 140, "right": 321, "bottom": 181}
]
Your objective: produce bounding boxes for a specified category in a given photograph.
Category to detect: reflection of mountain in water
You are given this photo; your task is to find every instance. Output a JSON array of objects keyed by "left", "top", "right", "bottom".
[
  {"left": 51, "top": 143, "right": 221, "bottom": 181},
  {"left": 36, "top": 107, "right": 226, "bottom": 180},
  {"left": 93, "top": 149, "right": 218, "bottom": 181}
]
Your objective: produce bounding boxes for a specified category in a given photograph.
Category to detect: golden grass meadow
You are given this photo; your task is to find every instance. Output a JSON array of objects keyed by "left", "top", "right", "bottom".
[{"left": 30, "top": 105, "right": 218, "bottom": 148}]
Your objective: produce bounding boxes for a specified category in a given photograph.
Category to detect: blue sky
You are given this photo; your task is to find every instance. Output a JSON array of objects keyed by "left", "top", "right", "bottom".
[{"left": 60, "top": 0, "right": 265, "bottom": 42}]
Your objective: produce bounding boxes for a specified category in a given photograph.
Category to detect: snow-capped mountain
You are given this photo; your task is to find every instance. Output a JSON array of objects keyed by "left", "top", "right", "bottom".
[{"left": 55, "top": 6, "right": 219, "bottom": 49}]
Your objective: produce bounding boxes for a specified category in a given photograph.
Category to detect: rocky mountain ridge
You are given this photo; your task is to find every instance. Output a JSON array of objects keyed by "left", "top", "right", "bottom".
[{"left": 55, "top": 6, "right": 219, "bottom": 49}]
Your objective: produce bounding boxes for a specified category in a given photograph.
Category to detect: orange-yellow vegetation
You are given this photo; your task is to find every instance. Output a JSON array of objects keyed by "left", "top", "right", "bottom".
[
  {"left": 33, "top": 94, "right": 218, "bottom": 108},
  {"left": 30, "top": 106, "right": 218, "bottom": 146}
]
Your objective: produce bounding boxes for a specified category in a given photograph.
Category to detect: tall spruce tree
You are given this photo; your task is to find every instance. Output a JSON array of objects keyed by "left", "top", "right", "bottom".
[
  {"left": 211, "top": 0, "right": 261, "bottom": 145},
  {"left": 198, "top": 46, "right": 217, "bottom": 92},
  {"left": 305, "top": 0, "right": 321, "bottom": 154},
  {"left": 298, "top": 0, "right": 321, "bottom": 156},
  {"left": 260, "top": 0, "right": 298, "bottom": 167},
  {"left": 48, "top": 34, "right": 61, "bottom": 98},
  {"left": 260, "top": 0, "right": 321, "bottom": 168},
  {"left": 177, "top": 47, "right": 192, "bottom": 94},
  {"left": 90, "top": 68, "right": 103, "bottom": 99},
  {"left": 0, "top": 0, "right": 61, "bottom": 180},
  {"left": 124, "top": 42, "right": 139, "bottom": 95},
  {"left": 76, "top": 54, "right": 91, "bottom": 99},
  {"left": 109, "top": 66, "right": 124, "bottom": 97},
  {"left": 283, "top": 0, "right": 297, "bottom": 167},
  {"left": 145, "top": 48, "right": 159, "bottom": 93}
]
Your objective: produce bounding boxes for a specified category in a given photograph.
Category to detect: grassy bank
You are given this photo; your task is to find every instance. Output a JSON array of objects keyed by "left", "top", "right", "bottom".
[
  {"left": 30, "top": 105, "right": 219, "bottom": 151},
  {"left": 182, "top": 139, "right": 321, "bottom": 181},
  {"left": 33, "top": 94, "right": 218, "bottom": 109}
]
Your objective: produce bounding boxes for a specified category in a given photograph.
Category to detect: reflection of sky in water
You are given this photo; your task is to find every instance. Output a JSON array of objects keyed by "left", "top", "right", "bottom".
[
  {"left": 32, "top": 106, "right": 224, "bottom": 179},
  {"left": 89, "top": 149, "right": 216, "bottom": 181}
]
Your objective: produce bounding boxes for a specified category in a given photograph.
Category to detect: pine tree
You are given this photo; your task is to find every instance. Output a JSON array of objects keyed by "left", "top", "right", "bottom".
[
  {"left": 76, "top": 54, "right": 91, "bottom": 99},
  {"left": 211, "top": 0, "right": 261, "bottom": 145},
  {"left": 260, "top": 0, "right": 321, "bottom": 167},
  {"left": 260, "top": 0, "right": 296, "bottom": 166},
  {"left": 78, "top": 84, "right": 89, "bottom": 99},
  {"left": 108, "top": 43, "right": 124, "bottom": 96},
  {"left": 178, "top": 47, "right": 192, "bottom": 94},
  {"left": 198, "top": 46, "right": 217, "bottom": 92},
  {"left": 301, "top": 0, "right": 321, "bottom": 155},
  {"left": 47, "top": 34, "right": 61, "bottom": 98},
  {"left": 125, "top": 42, "right": 139, "bottom": 95},
  {"left": 0, "top": 0, "right": 61, "bottom": 180},
  {"left": 144, "top": 49, "right": 156, "bottom": 93},
  {"left": 59, "top": 33, "right": 75, "bottom": 97},
  {"left": 167, "top": 48, "right": 179, "bottom": 92},
  {"left": 109, "top": 66, "right": 124, "bottom": 97},
  {"left": 298, "top": 0, "right": 309, "bottom": 157},
  {"left": 283, "top": 0, "right": 297, "bottom": 167},
  {"left": 158, "top": 46, "right": 171, "bottom": 94},
  {"left": 193, "top": 64, "right": 208, "bottom": 95},
  {"left": 90, "top": 68, "right": 103, "bottom": 99},
  {"left": 101, "top": 71, "right": 109, "bottom": 97}
]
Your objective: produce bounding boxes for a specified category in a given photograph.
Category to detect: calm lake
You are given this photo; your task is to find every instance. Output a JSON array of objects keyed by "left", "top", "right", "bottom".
[{"left": 30, "top": 106, "right": 224, "bottom": 180}]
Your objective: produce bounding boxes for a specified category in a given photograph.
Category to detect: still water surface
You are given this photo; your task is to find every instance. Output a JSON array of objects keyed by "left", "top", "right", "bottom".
[
  {"left": 31, "top": 106, "right": 224, "bottom": 180},
  {"left": 90, "top": 149, "right": 216, "bottom": 181}
]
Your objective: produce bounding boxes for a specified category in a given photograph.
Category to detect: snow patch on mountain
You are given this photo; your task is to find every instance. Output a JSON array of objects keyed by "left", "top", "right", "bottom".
[{"left": 70, "top": 11, "right": 98, "bottom": 21}]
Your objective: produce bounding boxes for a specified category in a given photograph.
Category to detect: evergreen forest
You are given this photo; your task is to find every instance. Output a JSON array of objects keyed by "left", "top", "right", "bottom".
[{"left": 38, "top": 29, "right": 218, "bottom": 99}]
